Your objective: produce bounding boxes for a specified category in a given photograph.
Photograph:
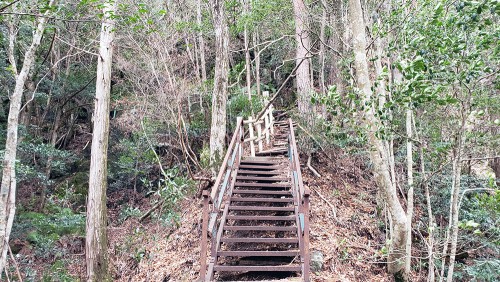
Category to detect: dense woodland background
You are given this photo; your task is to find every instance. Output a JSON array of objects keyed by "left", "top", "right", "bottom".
[{"left": 0, "top": 0, "right": 498, "bottom": 281}]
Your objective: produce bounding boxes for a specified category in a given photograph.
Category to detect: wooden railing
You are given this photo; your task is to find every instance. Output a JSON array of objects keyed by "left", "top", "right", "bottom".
[
  {"left": 200, "top": 117, "right": 243, "bottom": 279},
  {"left": 287, "top": 118, "right": 311, "bottom": 281},
  {"left": 243, "top": 91, "right": 275, "bottom": 157}
]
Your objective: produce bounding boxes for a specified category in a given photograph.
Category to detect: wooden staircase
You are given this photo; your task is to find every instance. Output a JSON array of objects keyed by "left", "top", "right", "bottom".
[{"left": 200, "top": 108, "right": 310, "bottom": 281}]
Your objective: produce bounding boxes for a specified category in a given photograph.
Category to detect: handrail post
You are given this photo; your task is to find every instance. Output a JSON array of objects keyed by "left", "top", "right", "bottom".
[
  {"left": 269, "top": 104, "right": 274, "bottom": 135},
  {"left": 302, "top": 189, "right": 311, "bottom": 281},
  {"left": 256, "top": 121, "right": 263, "bottom": 152},
  {"left": 200, "top": 190, "right": 209, "bottom": 280},
  {"left": 264, "top": 111, "right": 270, "bottom": 144},
  {"left": 248, "top": 117, "right": 256, "bottom": 157}
]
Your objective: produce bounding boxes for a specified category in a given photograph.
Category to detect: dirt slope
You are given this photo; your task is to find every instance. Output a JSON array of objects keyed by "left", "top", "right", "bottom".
[{"left": 111, "top": 151, "right": 391, "bottom": 281}]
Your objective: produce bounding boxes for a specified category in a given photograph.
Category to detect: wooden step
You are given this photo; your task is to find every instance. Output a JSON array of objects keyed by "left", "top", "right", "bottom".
[
  {"left": 232, "top": 190, "right": 291, "bottom": 195},
  {"left": 230, "top": 197, "right": 293, "bottom": 203},
  {"left": 237, "top": 170, "right": 284, "bottom": 175},
  {"left": 221, "top": 237, "right": 298, "bottom": 243},
  {"left": 255, "top": 148, "right": 288, "bottom": 156},
  {"left": 213, "top": 265, "right": 301, "bottom": 272},
  {"left": 217, "top": 251, "right": 299, "bottom": 257},
  {"left": 239, "top": 164, "right": 283, "bottom": 170},
  {"left": 240, "top": 159, "right": 282, "bottom": 165},
  {"left": 226, "top": 215, "right": 295, "bottom": 221},
  {"left": 235, "top": 176, "right": 288, "bottom": 182},
  {"left": 234, "top": 182, "right": 290, "bottom": 188},
  {"left": 228, "top": 206, "right": 294, "bottom": 211},
  {"left": 224, "top": 226, "right": 296, "bottom": 231}
]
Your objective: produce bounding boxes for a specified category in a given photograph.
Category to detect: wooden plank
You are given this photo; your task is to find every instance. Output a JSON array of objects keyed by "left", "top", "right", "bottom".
[
  {"left": 237, "top": 170, "right": 284, "bottom": 175},
  {"left": 230, "top": 197, "right": 293, "bottom": 203},
  {"left": 235, "top": 182, "right": 290, "bottom": 188},
  {"left": 213, "top": 265, "right": 301, "bottom": 272},
  {"left": 217, "top": 251, "right": 299, "bottom": 257},
  {"left": 239, "top": 164, "right": 283, "bottom": 170},
  {"left": 224, "top": 225, "right": 296, "bottom": 231},
  {"left": 232, "top": 190, "right": 291, "bottom": 195},
  {"left": 240, "top": 160, "right": 281, "bottom": 165},
  {"left": 221, "top": 237, "right": 298, "bottom": 243},
  {"left": 228, "top": 206, "right": 294, "bottom": 211},
  {"left": 226, "top": 215, "right": 295, "bottom": 221},
  {"left": 235, "top": 176, "right": 288, "bottom": 181}
]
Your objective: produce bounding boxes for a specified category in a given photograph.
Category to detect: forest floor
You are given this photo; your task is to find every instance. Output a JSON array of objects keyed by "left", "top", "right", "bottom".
[
  {"left": 12, "top": 149, "right": 392, "bottom": 281},
  {"left": 105, "top": 151, "right": 391, "bottom": 282}
]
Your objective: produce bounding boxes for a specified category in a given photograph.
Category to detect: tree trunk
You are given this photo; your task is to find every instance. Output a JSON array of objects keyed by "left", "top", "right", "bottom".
[
  {"left": 0, "top": 0, "right": 56, "bottom": 274},
  {"left": 197, "top": 0, "right": 207, "bottom": 113},
  {"left": 85, "top": 2, "right": 117, "bottom": 281},
  {"left": 243, "top": 0, "right": 252, "bottom": 101},
  {"left": 405, "top": 108, "right": 414, "bottom": 279},
  {"left": 292, "top": 0, "right": 312, "bottom": 123},
  {"left": 318, "top": 0, "right": 328, "bottom": 117},
  {"left": 209, "top": 0, "right": 229, "bottom": 164},
  {"left": 420, "top": 141, "right": 435, "bottom": 282},
  {"left": 348, "top": 0, "right": 408, "bottom": 275},
  {"left": 253, "top": 30, "right": 261, "bottom": 97}
]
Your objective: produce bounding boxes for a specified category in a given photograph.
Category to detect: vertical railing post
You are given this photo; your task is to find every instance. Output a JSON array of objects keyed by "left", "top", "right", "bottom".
[
  {"left": 248, "top": 117, "right": 256, "bottom": 157},
  {"left": 199, "top": 190, "right": 209, "bottom": 280},
  {"left": 302, "top": 190, "right": 311, "bottom": 281},
  {"left": 269, "top": 104, "right": 274, "bottom": 134},
  {"left": 256, "top": 121, "right": 263, "bottom": 152},
  {"left": 264, "top": 111, "right": 270, "bottom": 145}
]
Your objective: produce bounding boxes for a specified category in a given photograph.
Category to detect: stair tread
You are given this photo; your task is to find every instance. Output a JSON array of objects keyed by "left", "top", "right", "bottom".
[
  {"left": 224, "top": 226, "right": 296, "bottom": 231},
  {"left": 234, "top": 182, "right": 290, "bottom": 188},
  {"left": 221, "top": 237, "right": 298, "bottom": 243},
  {"left": 236, "top": 176, "right": 288, "bottom": 181},
  {"left": 226, "top": 215, "right": 295, "bottom": 220},
  {"left": 239, "top": 165, "right": 283, "bottom": 170},
  {"left": 232, "top": 190, "right": 291, "bottom": 195},
  {"left": 217, "top": 251, "right": 299, "bottom": 257},
  {"left": 230, "top": 197, "right": 293, "bottom": 203},
  {"left": 240, "top": 159, "right": 282, "bottom": 165},
  {"left": 229, "top": 206, "right": 294, "bottom": 211},
  {"left": 213, "top": 265, "right": 301, "bottom": 272},
  {"left": 237, "top": 170, "right": 284, "bottom": 175}
]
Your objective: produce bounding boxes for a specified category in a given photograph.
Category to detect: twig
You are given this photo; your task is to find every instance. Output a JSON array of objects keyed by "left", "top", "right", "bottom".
[
  {"left": 255, "top": 37, "right": 318, "bottom": 121},
  {"left": 139, "top": 198, "right": 166, "bottom": 222},
  {"left": 8, "top": 245, "right": 23, "bottom": 282},
  {"left": 0, "top": 1, "right": 20, "bottom": 13},
  {"left": 312, "top": 187, "right": 337, "bottom": 220},
  {"left": 296, "top": 123, "right": 333, "bottom": 162},
  {"left": 307, "top": 154, "right": 321, "bottom": 178}
]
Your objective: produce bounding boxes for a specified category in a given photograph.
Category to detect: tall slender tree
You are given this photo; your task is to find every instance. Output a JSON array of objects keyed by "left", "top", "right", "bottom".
[
  {"left": 0, "top": 0, "right": 57, "bottom": 274},
  {"left": 348, "top": 0, "right": 409, "bottom": 276},
  {"left": 208, "top": 0, "right": 230, "bottom": 164},
  {"left": 292, "top": 0, "right": 313, "bottom": 123},
  {"left": 86, "top": 1, "right": 117, "bottom": 281}
]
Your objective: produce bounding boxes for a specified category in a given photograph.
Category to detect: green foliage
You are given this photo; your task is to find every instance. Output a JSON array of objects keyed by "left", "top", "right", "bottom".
[
  {"left": 151, "top": 168, "right": 195, "bottom": 226},
  {"left": 42, "top": 260, "right": 80, "bottom": 282},
  {"left": 109, "top": 132, "right": 157, "bottom": 191},
  {"left": 118, "top": 206, "right": 142, "bottom": 223},
  {"left": 228, "top": 92, "right": 264, "bottom": 121},
  {"left": 464, "top": 259, "right": 500, "bottom": 282},
  {"left": 13, "top": 207, "right": 84, "bottom": 258},
  {"left": 199, "top": 145, "right": 211, "bottom": 170}
]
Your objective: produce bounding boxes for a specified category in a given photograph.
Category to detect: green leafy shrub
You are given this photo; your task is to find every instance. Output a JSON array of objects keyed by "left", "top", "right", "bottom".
[
  {"left": 13, "top": 207, "right": 84, "bottom": 258},
  {"left": 42, "top": 260, "right": 79, "bottom": 282}
]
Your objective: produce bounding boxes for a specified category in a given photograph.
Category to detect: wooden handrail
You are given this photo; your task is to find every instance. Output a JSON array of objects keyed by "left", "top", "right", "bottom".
[
  {"left": 287, "top": 118, "right": 310, "bottom": 281},
  {"left": 209, "top": 117, "right": 243, "bottom": 202},
  {"left": 288, "top": 118, "right": 307, "bottom": 199}
]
